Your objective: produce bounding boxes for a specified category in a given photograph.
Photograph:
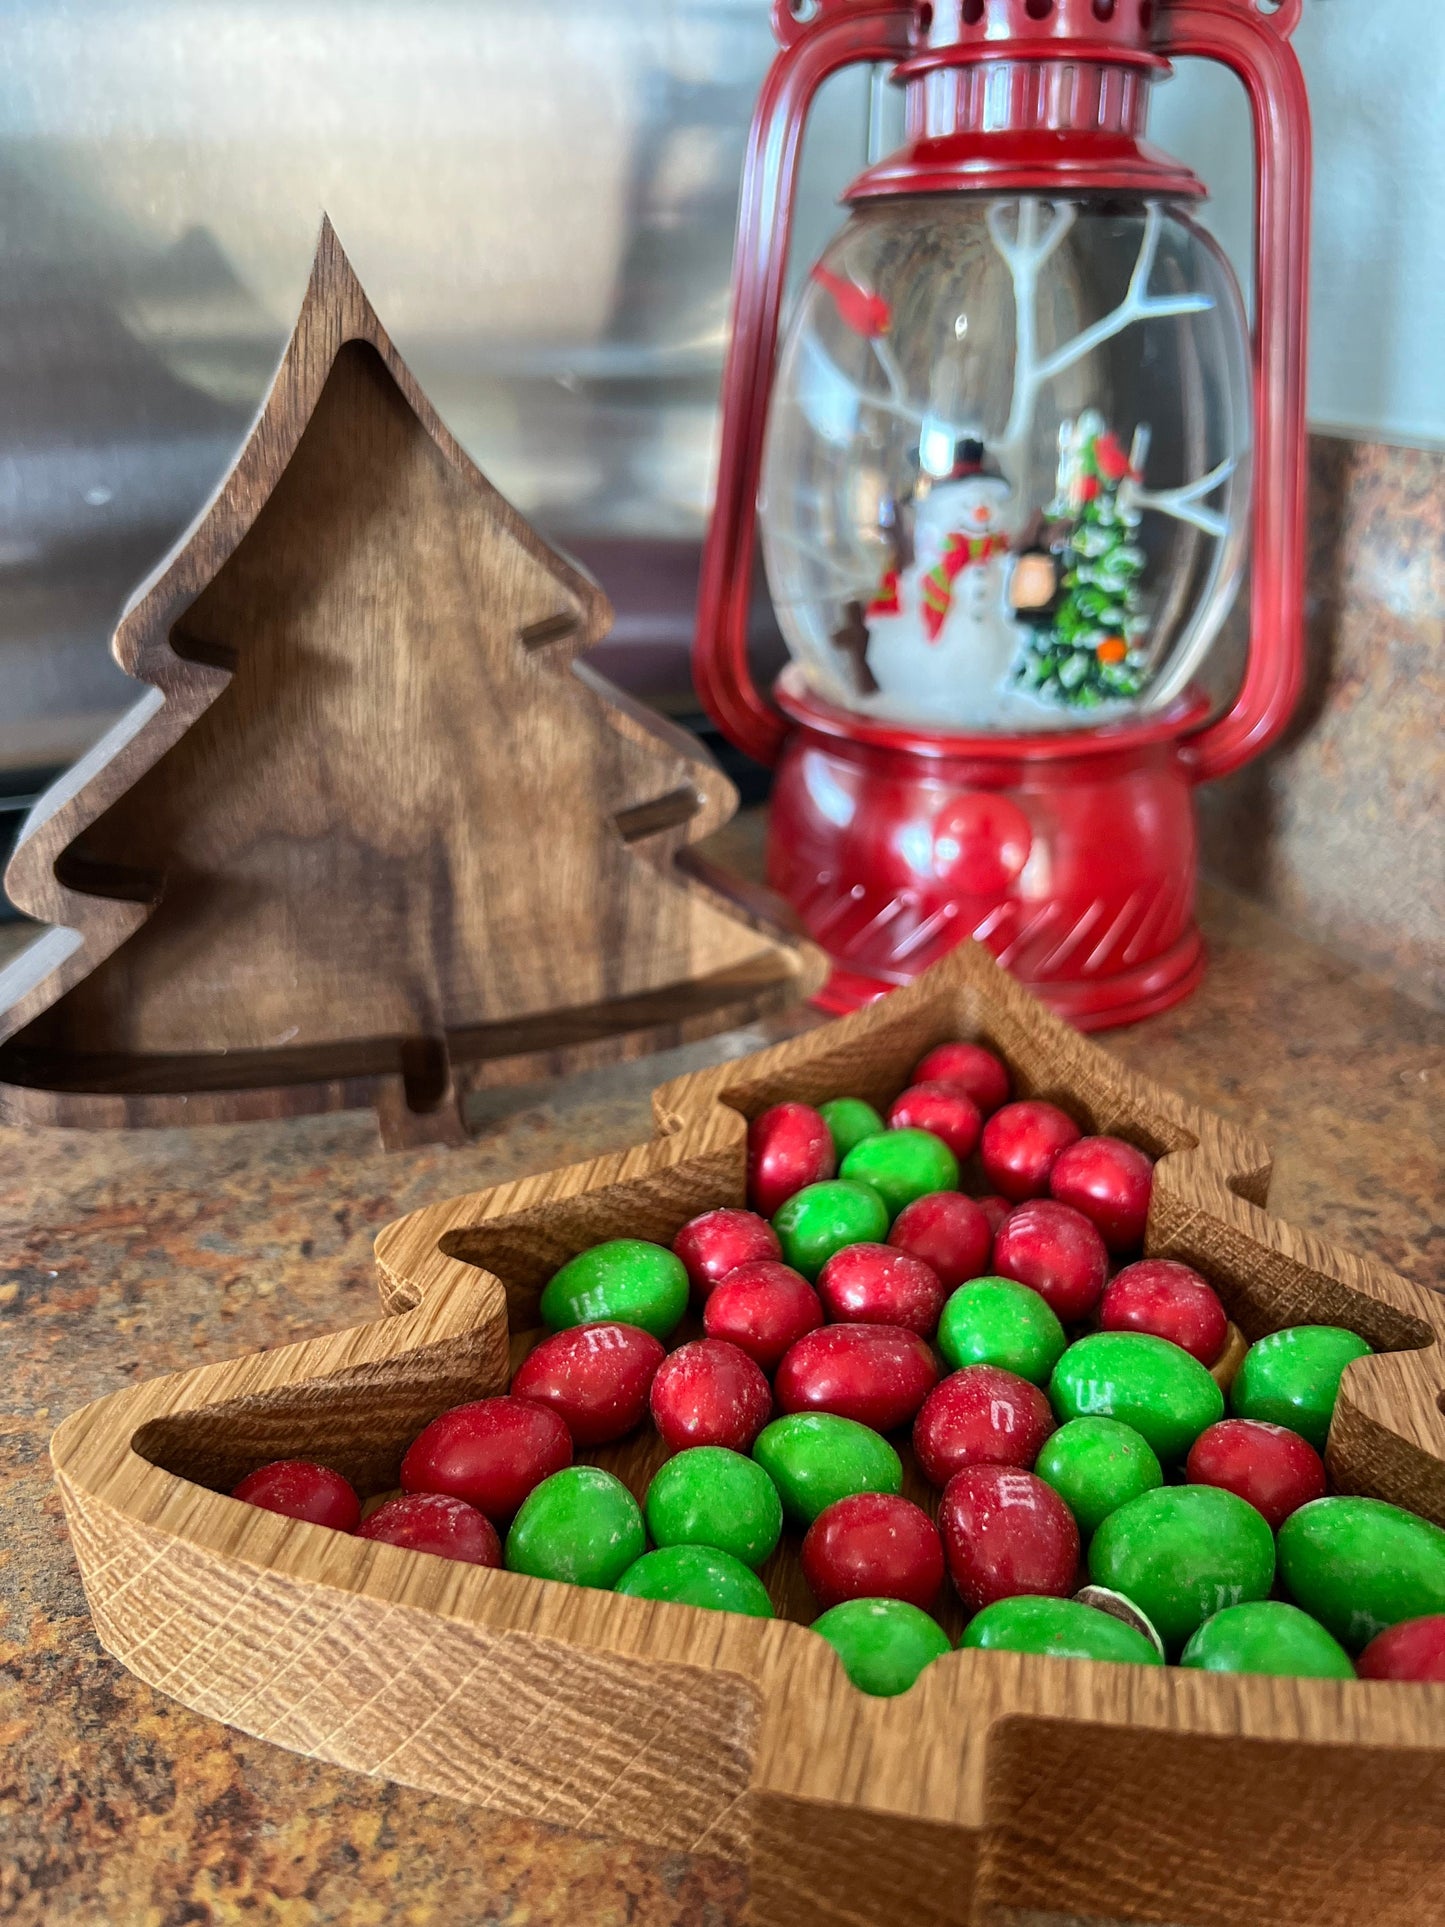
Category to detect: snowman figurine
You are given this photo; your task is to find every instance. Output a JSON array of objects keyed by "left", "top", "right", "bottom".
[{"left": 863, "top": 442, "right": 1031, "bottom": 726}]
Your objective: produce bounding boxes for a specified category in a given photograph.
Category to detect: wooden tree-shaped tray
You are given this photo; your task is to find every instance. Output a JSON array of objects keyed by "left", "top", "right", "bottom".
[
  {"left": 0, "top": 219, "right": 822, "bottom": 1147},
  {"left": 51, "top": 944, "right": 1445, "bottom": 1926}
]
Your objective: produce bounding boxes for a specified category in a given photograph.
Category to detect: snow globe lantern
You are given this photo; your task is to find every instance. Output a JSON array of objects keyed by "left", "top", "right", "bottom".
[
  {"left": 766, "top": 204, "right": 1249, "bottom": 728},
  {"left": 696, "top": 0, "right": 1311, "bottom": 1026}
]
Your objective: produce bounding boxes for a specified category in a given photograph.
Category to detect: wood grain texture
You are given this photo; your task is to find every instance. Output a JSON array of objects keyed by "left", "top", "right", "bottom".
[
  {"left": 51, "top": 941, "right": 1445, "bottom": 1927},
  {"left": 0, "top": 218, "right": 822, "bottom": 1147}
]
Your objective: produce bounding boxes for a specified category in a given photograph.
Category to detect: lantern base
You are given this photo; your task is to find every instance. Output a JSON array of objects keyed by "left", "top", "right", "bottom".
[
  {"left": 810, "top": 929, "right": 1205, "bottom": 1029},
  {"left": 766, "top": 675, "right": 1211, "bottom": 1033}
]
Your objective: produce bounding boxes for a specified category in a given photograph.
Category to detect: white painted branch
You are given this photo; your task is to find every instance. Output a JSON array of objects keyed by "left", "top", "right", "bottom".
[
  {"left": 990, "top": 200, "right": 1216, "bottom": 509},
  {"left": 871, "top": 336, "right": 912, "bottom": 411},
  {"left": 989, "top": 200, "right": 1078, "bottom": 472},
  {"left": 1122, "top": 456, "right": 1237, "bottom": 539},
  {"left": 1035, "top": 206, "right": 1214, "bottom": 388},
  {"left": 798, "top": 332, "right": 928, "bottom": 436},
  {"left": 866, "top": 392, "right": 930, "bottom": 429}
]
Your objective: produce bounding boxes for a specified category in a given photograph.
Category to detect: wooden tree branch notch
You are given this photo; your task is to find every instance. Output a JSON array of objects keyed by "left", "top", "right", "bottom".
[{"left": 0, "top": 219, "right": 823, "bottom": 1146}]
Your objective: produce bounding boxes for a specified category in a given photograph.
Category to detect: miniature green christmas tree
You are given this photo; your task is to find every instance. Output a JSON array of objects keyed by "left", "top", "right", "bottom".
[{"left": 1017, "top": 412, "right": 1150, "bottom": 709}]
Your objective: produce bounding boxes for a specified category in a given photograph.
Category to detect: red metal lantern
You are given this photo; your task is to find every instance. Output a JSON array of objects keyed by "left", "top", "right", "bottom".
[{"left": 695, "top": 0, "right": 1310, "bottom": 1027}]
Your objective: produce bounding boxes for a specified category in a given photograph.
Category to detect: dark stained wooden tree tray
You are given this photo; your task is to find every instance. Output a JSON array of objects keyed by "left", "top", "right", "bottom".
[
  {"left": 51, "top": 943, "right": 1445, "bottom": 1926},
  {"left": 0, "top": 220, "right": 823, "bottom": 1148}
]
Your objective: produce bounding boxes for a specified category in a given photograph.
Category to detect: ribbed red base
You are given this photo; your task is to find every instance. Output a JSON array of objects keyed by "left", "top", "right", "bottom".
[
  {"left": 767, "top": 680, "right": 1210, "bottom": 1034},
  {"left": 812, "top": 926, "right": 1206, "bottom": 1030}
]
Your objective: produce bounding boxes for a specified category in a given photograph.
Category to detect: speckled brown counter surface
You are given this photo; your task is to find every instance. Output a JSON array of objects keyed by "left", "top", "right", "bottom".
[{"left": 1, "top": 876, "right": 1440, "bottom": 1927}]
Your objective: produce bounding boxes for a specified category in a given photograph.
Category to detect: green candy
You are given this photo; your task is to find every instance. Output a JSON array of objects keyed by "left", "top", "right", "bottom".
[
  {"left": 812, "top": 1597, "right": 951, "bottom": 1697},
  {"left": 1231, "top": 1325, "right": 1372, "bottom": 1451},
  {"left": 1278, "top": 1497, "right": 1445, "bottom": 1651},
  {"left": 1034, "top": 1417, "right": 1163, "bottom": 1538},
  {"left": 615, "top": 1544, "right": 774, "bottom": 1618},
  {"left": 938, "top": 1276, "right": 1067, "bottom": 1386},
  {"left": 752, "top": 1412, "right": 903, "bottom": 1525},
  {"left": 962, "top": 1596, "right": 1163, "bottom": 1667},
  {"left": 644, "top": 1447, "right": 783, "bottom": 1570},
  {"left": 1049, "top": 1331, "right": 1224, "bottom": 1463},
  {"left": 840, "top": 1130, "right": 960, "bottom": 1219},
  {"left": 505, "top": 1466, "right": 645, "bottom": 1590},
  {"left": 818, "top": 1097, "right": 887, "bottom": 1162},
  {"left": 1181, "top": 1601, "right": 1355, "bottom": 1679},
  {"left": 540, "top": 1239, "right": 689, "bottom": 1340},
  {"left": 772, "top": 1180, "right": 890, "bottom": 1280},
  {"left": 1088, "top": 1485, "right": 1276, "bottom": 1652}
]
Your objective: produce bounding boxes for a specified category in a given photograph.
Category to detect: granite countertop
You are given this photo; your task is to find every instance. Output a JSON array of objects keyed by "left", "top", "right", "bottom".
[{"left": 1, "top": 879, "right": 1440, "bottom": 1926}]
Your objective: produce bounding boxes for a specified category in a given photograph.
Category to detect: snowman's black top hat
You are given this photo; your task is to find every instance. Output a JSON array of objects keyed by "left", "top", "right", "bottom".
[{"left": 945, "top": 437, "right": 1006, "bottom": 483}]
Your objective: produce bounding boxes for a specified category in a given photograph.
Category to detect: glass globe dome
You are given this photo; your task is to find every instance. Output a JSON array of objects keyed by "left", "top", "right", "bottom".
[{"left": 760, "top": 194, "right": 1252, "bottom": 733}]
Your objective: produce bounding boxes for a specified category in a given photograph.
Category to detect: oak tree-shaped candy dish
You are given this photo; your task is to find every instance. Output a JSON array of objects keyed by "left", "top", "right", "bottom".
[
  {"left": 0, "top": 219, "right": 822, "bottom": 1148},
  {"left": 52, "top": 945, "right": 1445, "bottom": 1927}
]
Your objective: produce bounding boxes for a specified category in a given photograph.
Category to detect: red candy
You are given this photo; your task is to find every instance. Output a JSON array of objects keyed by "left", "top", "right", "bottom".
[
  {"left": 232, "top": 1459, "right": 360, "bottom": 1532},
  {"left": 1358, "top": 1617, "right": 1445, "bottom": 1683},
  {"left": 992, "top": 1199, "right": 1108, "bottom": 1322},
  {"left": 357, "top": 1492, "right": 502, "bottom": 1566},
  {"left": 511, "top": 1322, "right": 665, "bottom": 1446},
  {"left": 672, "top": 1207, "right": 780, "bottom": 1300},
  {"left": 802, "top": 1493, "right": 945, "bottom": 1612},
  {"left": 977, "top": 1195, "right": 1011, "bottom": 1237},
  {"left": 775, "top": 1323, "right": 939, "bottom": 1432},
  {"left": 1049, "top": 1135, "right": 1155, "bottom": 1253},
  {"left": 980, "top": 1100, "right": 1081, "bottom": 1202},
  {"left": 913, "top": 1365, "right": 1055, "bottom": 1488},
  {"left": 817, "top": 1243, "right": 946, "bottom": 1337},
  {"left": 747, "top": 1102, "right": 835, "bottom": 1218},
  {"left": 402, "top": 1397, "right": 572, "bottom": 1521},
  {"left": 887, "top": 1083, "right": 982, "bottom": 1161},
  {"left": 888, "top": 1191, "right": 993, "bottom": 1291},
  {"left": 912, "top": 1042, "right": 1011, "bottom": 1117},
  {"left": 1101, "top": 1259, "right": 1229, "bottom": 1366},
  {"left": 1185, "top": 1418, "right": 1326, "bottom": 1531},
  {"left": 939, "top": 1464, "right": 1080, "bottom": 1614},
  {"left": 703, "top": 1260, "right": 824, "bottom": 1371},
  {"left": 649, "top": 1338, "right": 773, "bottom": 1452}
]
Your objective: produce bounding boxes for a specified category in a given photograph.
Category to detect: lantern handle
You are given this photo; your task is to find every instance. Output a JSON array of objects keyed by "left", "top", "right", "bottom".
[
  {"left": 693, "top": 0, "right": 918, "bottom": 769},
  {"left": 1166, "top": 0, "right": 1312, "bottom": 786}
]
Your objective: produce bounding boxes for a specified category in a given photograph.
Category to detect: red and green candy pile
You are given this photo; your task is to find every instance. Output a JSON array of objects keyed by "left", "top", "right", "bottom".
[{"left": 228, "top": 1037, "right": 1445, "bottom": 1694}]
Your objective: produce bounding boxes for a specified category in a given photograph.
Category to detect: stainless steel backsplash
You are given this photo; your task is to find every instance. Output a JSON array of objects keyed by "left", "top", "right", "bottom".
[{"left": 0, "top": 0, "right": 877, "bottom": 756}]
